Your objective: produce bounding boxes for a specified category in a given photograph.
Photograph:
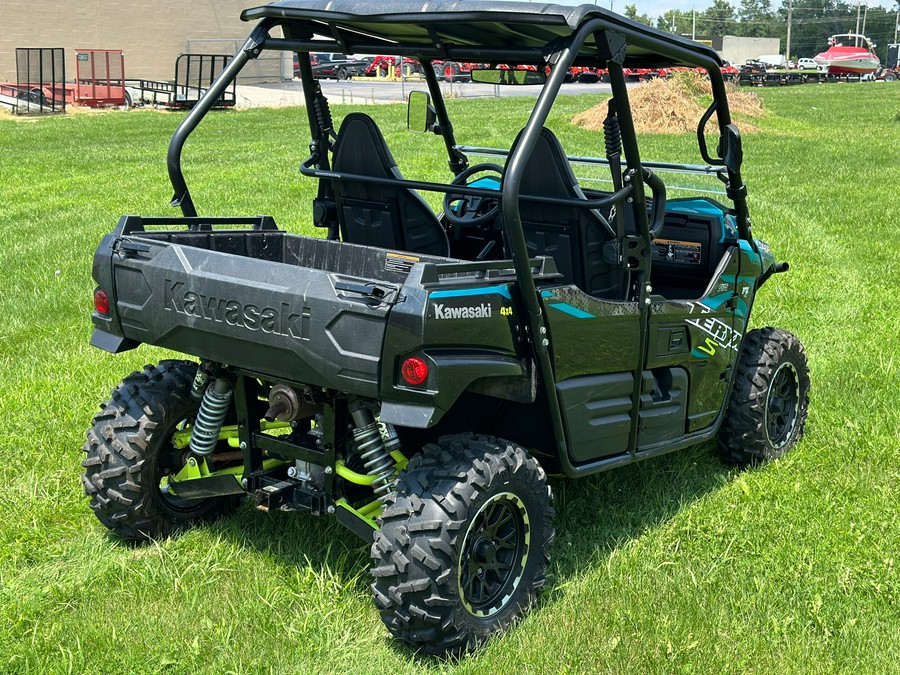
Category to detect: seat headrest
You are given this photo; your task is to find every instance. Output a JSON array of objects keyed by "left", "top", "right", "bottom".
[
  {"left": 333, "top": 112, "right": 398, "bottom": 175},
  {"left": 510, "top": 127, "right": 580, "bottom": 199}
]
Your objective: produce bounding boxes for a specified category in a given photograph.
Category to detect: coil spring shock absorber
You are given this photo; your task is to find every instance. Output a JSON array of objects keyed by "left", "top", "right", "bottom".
[
  {"left": 603, "top": 98, "right": 622, "bottom": 159},
  {"left": 349, "top": 403, "right": 398, "bottom": 501},
  {"left": 189, "top": 377, "right": 232, "bottom": 457}
]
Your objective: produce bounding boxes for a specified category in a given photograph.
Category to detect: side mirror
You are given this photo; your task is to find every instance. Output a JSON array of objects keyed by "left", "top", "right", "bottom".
[
  {"left": 720, "top": 124, "right": 743, "bottom": 174},
  {"left": 470, "top": 68, "right": 546, "bottom": 85},
  {"left": 407, "top": 91, "right": 436, "bottom": 133}
]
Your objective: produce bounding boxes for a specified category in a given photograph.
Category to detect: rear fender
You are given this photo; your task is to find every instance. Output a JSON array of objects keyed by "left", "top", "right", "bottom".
[
  {"left": 91, "top": 221, "right": 139, "bottom": 353},
  {"left": 380, "top": 351, "right": 531, "bottom": 428},
  {"left": 380, "top": 264, "right": 530, "bottom": 428}
]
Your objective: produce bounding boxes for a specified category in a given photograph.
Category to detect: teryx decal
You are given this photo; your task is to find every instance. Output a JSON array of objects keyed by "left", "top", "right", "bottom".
[{"left": 685, "top": 301, "right": 741, "bottom": 358}]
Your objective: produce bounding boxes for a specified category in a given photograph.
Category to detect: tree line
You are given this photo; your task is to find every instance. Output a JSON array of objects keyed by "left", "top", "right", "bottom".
[{"left": 624, "top": 0, "right": 899, "bottom": 60}]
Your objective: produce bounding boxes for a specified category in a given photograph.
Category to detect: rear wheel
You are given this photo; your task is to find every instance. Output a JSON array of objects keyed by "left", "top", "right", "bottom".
[
  {"left": 718, "top": 327, "right": 810, "bottom": 465},
  {"left": 82, "top": 360, "right": 240, "bottom": 540},
  {"left": 371, "top": 434, "right": 554, "bottom": 655}
]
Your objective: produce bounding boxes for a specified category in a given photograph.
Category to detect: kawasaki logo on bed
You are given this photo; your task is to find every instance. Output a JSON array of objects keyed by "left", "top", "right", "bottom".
[{"left": 163, "top": 279, "right": 309, "bottom": 339}]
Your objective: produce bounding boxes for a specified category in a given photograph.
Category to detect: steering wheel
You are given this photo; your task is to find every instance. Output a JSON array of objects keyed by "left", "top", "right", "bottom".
[{"left": 442, "top": 163, "right": 504, "bottom": 228}]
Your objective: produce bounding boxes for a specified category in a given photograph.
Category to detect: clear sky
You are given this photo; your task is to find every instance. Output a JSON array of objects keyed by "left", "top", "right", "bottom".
[
  {"left": 631, "top": 0, "right": 896, "bottom": 20},
  {"left": 512, "top": 0, "right": 897, "bottom": 22}
]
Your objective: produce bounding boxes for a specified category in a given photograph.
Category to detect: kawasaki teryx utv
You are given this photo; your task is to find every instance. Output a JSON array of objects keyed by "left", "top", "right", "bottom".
[{"left": 84, "top": 0, "right": 810, "bottom": 655}]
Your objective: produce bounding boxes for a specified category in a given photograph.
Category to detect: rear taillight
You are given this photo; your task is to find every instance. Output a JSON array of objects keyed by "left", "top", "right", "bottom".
[
  {"left": 400, "top": 357, "right": 428, "bottom": 386},
  {"left": 94, "top": 289, "right": 109, "bottom": 314}
]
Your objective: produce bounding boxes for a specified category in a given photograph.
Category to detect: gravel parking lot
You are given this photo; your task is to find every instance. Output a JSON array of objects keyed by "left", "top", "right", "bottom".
[{"left": 235, "top": 77, "right": 617, "bottom": 108}]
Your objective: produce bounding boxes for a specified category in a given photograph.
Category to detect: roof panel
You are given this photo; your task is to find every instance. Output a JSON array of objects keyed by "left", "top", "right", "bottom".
[{"left": 241, "top": 0, "right": 722, "bottom": 68}]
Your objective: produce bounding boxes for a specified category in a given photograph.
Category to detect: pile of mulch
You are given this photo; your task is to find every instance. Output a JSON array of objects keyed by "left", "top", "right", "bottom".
[{"left": 572, "top": 70, "right": 765, "bottom": 134}]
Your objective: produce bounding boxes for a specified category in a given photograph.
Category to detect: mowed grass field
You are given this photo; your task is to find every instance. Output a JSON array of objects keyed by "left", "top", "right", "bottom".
[{"left": 1, "top": 84, "right": 899, "bottom": 673}]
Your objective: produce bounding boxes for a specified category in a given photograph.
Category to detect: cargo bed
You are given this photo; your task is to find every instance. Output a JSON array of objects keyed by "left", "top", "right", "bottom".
[{"left": 91, "top": 216, "right": 456, "bottom": 396}]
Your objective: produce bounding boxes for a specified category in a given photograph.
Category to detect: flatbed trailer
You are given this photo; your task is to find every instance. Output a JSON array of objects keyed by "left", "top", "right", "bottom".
[
  {"left": 739, "top": 69, "right": 872, "bottom": 86},
  {"left": 71, "top": 49, "right": 127, "bottom": 106},
  {"left": 126, "top": 53, "right": 235, "bottom": 109}
]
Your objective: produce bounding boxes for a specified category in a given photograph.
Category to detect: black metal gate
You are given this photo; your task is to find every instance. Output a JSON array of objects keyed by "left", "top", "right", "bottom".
[
  {"left": 11, "top": 47, "right": 66, "bottom": 114},
  {"left": 174, "top": 54, "right": 235, "bottom": 107}
]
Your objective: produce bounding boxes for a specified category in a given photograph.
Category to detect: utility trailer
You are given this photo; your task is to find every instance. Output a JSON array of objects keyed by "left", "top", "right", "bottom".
[
  {"left": 126, "top": 53, "right": 235, "bottom": 108},
  {"left": 70, "top": 49, "right": 127, "bottom": 106},
  {"left": 84, "top": 0, "right": 809, "bottom": 655},
  {"left": 1, "top": 48, "right": 126, "bottom": 112},
  {"left": 0, "top": 48, "right": 66, "bottom": 114}
]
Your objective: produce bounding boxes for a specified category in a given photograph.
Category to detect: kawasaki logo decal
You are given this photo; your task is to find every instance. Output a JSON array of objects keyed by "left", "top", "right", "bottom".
[
  {"left": 164, "top": 279, "right": 307, "bottom": 339},
  {"left": 433, "top": 302, "right": 492, "bottom": 320}
]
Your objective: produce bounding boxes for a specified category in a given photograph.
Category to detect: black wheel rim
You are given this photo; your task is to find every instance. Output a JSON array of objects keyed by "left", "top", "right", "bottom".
[
  {"left": 458, "top": 492, "right": 529, "bottom": 618},
  {"left": 766, "top": 362, "right": 800, "bottom": 448}
]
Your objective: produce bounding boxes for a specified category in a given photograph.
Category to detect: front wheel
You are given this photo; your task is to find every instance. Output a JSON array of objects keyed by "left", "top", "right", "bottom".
[
  {"left": 718, "top": 327, "right": 810, "bottom": 465},
  {"left": 371, "top": 434, "right": 554, "bottom": 655},
  {"left": 82, "top": 361, "right": 240, "bottom": 540}
]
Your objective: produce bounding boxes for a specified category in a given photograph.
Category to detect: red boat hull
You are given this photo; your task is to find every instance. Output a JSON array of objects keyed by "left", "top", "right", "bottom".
[{"left": 814, "top": 45, "right": 880, "bottom": 75}]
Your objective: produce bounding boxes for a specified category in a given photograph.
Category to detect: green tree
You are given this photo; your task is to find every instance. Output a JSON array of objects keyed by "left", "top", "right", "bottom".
[
  {"left": 737, "top": 0, "right": 777, "bottom": 37},
  {"left": 697, "top": 0, "right": 738, "bottom": 36},
  {"left": 656, "top": 9, "right": 693, "bottom": 35},
  {"left": 624, "top": 3, "right": 653, "bottom": 26},
  {"left": 777, "top": 0, "right": 857, "bottom": 59}
]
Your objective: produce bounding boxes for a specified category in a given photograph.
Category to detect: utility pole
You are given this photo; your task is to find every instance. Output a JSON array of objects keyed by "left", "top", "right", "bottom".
[
  {"left": 692, "top": 8, "right": 696, "bottom": 40},
  {"left": 671, "top": 10, "right": 676, "bottom": 32},
  {"left": 895, "top": 4, "right": 898, "bottom": 43},
  {"left": 786, "top": 0, "right": 793, "bottom": 63},
  {"left": 855, "top": 1, "right": 861, "bottom": 45}
]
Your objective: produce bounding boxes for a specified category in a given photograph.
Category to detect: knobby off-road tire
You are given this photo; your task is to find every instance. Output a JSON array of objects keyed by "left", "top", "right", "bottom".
[
  {"left": 718, "top": 327, "right": 810, "bottom": 465},
  {"left": 82, "top": 360, "right": 239, "bottom": 541},
  {"left": 371, "top": 434, "right": 554, "bottom": 655}
]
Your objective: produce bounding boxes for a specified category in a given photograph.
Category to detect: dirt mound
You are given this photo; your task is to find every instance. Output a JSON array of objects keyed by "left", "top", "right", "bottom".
[{"left": 572, "top": 71, "right": 764, "bottom": 134}]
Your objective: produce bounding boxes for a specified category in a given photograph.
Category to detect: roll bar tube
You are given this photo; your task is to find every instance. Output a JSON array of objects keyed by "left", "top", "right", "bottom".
[
  {"left": 298, "top": 155, "right": 633, "bottom": 209},
  {"left": 419, "top": 59, "right": 468, "bottom": 175},
  {"left": 500, "top": 18, "right": 616, "bottom": 466},
  {"left": 167, "top": 20, "right": 275, "bottom": 218}
]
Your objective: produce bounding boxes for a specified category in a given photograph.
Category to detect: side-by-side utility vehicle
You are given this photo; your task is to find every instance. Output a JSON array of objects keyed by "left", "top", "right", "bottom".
[{"left": 84, "top": 0, "right": 810, "bottom": 655}]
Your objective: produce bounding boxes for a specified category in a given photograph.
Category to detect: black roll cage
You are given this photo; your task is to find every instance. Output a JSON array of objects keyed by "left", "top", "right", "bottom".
[{"left": 165, "top": 7, "right": 754, "bottom": 477}]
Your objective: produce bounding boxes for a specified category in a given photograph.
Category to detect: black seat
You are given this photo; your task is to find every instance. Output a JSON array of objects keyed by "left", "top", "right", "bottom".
[
  {"left": 331, "top": 113, "right": 449, "bottom": 257},
  {"left": 511, "top": 127, "right": 618, "bottom": 298}
]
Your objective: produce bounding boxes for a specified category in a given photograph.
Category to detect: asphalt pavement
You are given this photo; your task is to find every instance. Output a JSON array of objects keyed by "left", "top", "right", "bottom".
[{"left": 235, "top": 76, "right": 617, "bottom": 108}]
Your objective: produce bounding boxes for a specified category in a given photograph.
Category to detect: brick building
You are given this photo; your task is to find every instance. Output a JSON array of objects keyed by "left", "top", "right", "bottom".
[{"left": 0, "top": 0, "right": 287, "bottom": 83}]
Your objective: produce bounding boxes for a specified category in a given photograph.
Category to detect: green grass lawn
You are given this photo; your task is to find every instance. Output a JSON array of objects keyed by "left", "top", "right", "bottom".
[{"left": 1, "top": 84, "right": 899, "bottom": 673}]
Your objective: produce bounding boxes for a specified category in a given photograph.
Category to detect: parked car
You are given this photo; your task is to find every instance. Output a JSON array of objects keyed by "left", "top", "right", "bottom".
[
  {"left": 310, "top": 53, "right": 369, "bottom": 80},
  {"left": 796, "top": 58, "right": 817, "bottom": 70}
]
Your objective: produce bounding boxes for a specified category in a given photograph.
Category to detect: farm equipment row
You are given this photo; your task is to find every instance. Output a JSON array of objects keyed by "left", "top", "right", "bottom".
[{"left": 354, "top": 57, "right": 735, "bottom": 83}]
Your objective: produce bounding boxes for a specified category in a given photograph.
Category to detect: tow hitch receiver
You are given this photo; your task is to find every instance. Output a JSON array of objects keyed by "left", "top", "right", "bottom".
[{"left": 252, "top": 476, "right": 327, "bottom": 515}]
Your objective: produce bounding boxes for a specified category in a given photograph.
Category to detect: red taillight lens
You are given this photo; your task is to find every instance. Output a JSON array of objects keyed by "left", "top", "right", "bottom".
[
  {"left": 400, "top": 357, "right": 428, "bottom": 386},
  {"left": 94, "top": 289, "right": 109, "bottom": 314}
]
